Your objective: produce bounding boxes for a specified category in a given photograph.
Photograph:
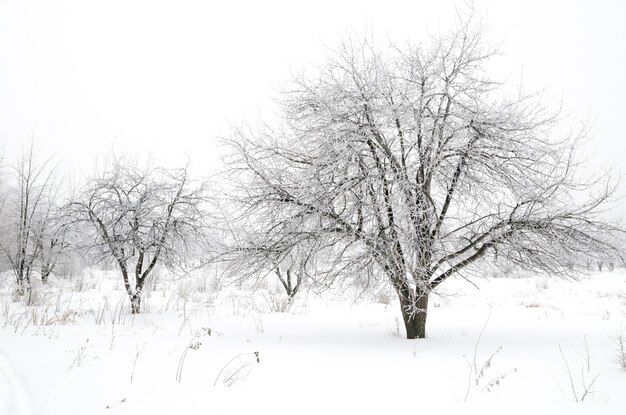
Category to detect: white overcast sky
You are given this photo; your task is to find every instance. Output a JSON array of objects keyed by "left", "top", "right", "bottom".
[{"left": 0, "top": 0, "right": 625, "bottom": 184}]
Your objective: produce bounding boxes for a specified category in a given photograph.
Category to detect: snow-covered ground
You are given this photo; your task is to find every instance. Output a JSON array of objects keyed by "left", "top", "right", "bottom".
[{"left": 1, "top": 269, "right": 625, "bottom": 414}]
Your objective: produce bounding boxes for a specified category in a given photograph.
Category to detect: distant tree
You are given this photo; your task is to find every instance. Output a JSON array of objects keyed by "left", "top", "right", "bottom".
[
  {"left": 35, "top": 206, "right": 71, "bottom": 283},
  {"left": 0, "top": 150, "right": 6, "bottom": 272},
  {"left": 274, "top": 261, "right": 303, "bottom": 307},
  {"left": 70, "top": 157, "right": 210, "bottom": 313},
  {"left": 225, "top": 18, "right": 623, "bottom": 338},
  {"left": 0, "top": 143, "right": 60, "bottom": 297},
  {"left": 222, "top": 229, "right": 308, "bottom": 310}
]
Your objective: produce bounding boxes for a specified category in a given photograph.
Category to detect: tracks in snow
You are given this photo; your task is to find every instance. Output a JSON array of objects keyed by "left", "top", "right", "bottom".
[{"left": 0, "top": 352, "right": 32, "bottom": 415}]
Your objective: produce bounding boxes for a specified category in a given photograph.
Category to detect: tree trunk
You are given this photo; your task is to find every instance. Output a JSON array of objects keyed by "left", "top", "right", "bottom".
[
  {"left": 119, "top": 264, "right": 142, "bottom": 314},
  {"left": 13, "top": 281, "right": 26, "bottom": 300},
  {"left": 399, "top": 291, "right": 429, "bottom": 339},
  {"left": 129, "top": 277, "right": 145, "bottom": 314},
  {"left": 130, "top": 293, "right": 141, "bottom": 314},
  {"left": 41, "top": 266, "right": 51, "bottom": 284}
]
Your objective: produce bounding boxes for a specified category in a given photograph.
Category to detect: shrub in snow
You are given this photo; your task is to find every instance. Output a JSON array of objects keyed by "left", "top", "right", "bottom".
[{"left": 613, "top": 326, "right": 626, "bottom": 370}]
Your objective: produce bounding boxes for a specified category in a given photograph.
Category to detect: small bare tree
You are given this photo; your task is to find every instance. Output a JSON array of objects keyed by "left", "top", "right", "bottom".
[
  {"left": 222, "top": 231, "right": 307, "bottom": 309},
  {"left": 70, "top": 157, "right": 210, "bottom": 313},
  {"left": 275, "top": 266, "right": 302, "bottom": 305},
  {"left": 35, "top": 206, "right": 71, "bottom": 283},
  {"left": 225, "top": 17, "right": 623, "bottom": 338},
  {"left": 0, "top": 143, "right": 59, "bottom": 296},
  {"left": 0, "top": 150, "right": 6, "bottom": 272}
]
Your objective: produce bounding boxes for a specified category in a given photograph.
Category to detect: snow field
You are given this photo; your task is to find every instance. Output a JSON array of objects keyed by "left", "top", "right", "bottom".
[{"left": 0, "top": 269, "right": 625, "bottom": 414}]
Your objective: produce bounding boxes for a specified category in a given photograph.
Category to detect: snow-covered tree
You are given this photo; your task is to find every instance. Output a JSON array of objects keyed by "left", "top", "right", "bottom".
[
  {"left": 71, "top": 157, "right": 210, "bottom": 313},
  {"left": 225, "top": 19, "right": 623, "bottom": 338},
  {"left": 0, "top": 143, "right": 61, "bottom": 297}
]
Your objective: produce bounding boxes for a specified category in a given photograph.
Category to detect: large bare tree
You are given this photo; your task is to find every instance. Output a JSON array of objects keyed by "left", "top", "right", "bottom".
[
  {"left": 226, "top": 20, "right": 623, "bottom": 338},
  {"left": 71, "top": 157, "right": 210, "bottom": 313}
]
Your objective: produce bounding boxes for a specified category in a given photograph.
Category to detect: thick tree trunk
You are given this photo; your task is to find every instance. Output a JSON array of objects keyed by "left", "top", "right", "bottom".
[{"left": 399, "top": 291, "right": 429, "bottom": 339}]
